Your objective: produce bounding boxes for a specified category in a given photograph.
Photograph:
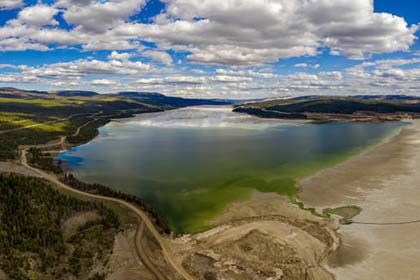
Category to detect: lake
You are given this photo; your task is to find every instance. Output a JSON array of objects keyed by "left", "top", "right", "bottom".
[{"left": 57, "top": 106, "right": 403, "bottom": 232}]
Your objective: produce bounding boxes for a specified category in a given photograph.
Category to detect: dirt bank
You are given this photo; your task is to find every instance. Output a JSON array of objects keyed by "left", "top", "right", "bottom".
[{"left": 173, "top": 193, "right": 340, "bottom": 280}]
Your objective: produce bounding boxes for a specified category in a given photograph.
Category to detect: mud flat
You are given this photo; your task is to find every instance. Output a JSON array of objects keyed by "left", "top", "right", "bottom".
[
  {"left": 173, "top": 193, "right": 340, "bottom": 280},
  {"left": 299, "top": 120, "right": 420, "bottom": 280}
]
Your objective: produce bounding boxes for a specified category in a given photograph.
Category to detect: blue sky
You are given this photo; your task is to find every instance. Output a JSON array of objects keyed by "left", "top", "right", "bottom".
[{"left": 0, "top": 0, "right": 419, "bottom": 98}]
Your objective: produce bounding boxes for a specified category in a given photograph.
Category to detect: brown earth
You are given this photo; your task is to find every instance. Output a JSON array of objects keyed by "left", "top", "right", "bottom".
[
  {"left": 62, "top": 210, "right": 102, "bottom": 237},
  {"left": 299, "top": 120, "right": 420, "bottom": 280},
  {"left": 173, "top": 193, "right": 340, "bottom": 280}
]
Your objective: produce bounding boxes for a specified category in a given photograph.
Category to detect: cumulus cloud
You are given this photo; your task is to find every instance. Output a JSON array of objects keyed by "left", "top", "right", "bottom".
[
  {"left": 135, "top": 74, "right": 252, "bottom": 85},
  {"left": 294, "top": 63, "right": 320, "bottom": 69},
  {"left": 2, "top": 54, "right": 420, "bottom": 97},
  {"left": 274, "top": 57, "right": 420, "bottom": 96},
  {"left": 61, "top": 0, "right": 146, "bottom": 33},
  {"left": 142, "top": 50, "right": 173, "bottom": 65},
  {"left": 19, "top": 58, "right": 153, "bottom": 79},
  {"left": 0, "top": 0, "right": 22, "bottom": 10},
  {"left": 210, "top": 75, "right": 252, "bottom": 83},
  {"left": 0, "top": 0, "right": 417, "bottom": 66},
  {"left": 0, "top": 64, "right": 17, "bottom": 69},
  {"left": 90, "top": 79, "right": 118, "bottom": 86},
  {"left": 17, "top": 4, "right": 58, "bottom": 26},
  {"left": 125, "top": 0, "right": 418, "bottom": 65},
  {"left": 108, "top": 51, "right": 131, "bottom": 61},
  {"left": 215, "top": 68, "right": 276, "bottom": 79},
  {"left": 0, "top": 0, "right": 419, "bottom": 98}
]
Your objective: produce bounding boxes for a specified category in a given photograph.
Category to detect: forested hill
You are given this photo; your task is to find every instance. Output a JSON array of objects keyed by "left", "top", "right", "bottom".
[
  {"left": 0, "top": 87, "right": 235, "bottom": 107},
  {"left": 0, "top": 87, "right": 234, "bottom": 161},
  {"left": 0, "top": 174, "right": 119, "bottom": 279},
  {"left": 234, "top": 95, "right": 420, "bottom": 121},
  {"left": 117, "top": 91, "right": 234, "bottom": 106}
]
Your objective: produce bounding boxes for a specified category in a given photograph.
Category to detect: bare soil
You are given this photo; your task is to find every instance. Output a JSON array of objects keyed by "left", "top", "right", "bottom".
[
  {"left": 173, "top": 193, "right": 339, "bottom": 280},
  {"left": 62, "top": 210, "right": 101, "bottom": 237},
  {"left": 105, "top": 227, "right": 155, "bottom": 280},
  {"left": 299, "top": 120, "right": 420, "bottom": 279}
]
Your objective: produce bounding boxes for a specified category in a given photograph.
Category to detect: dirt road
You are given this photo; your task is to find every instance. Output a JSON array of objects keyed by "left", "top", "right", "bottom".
[{"left": 15, "top": 113, "right": 194, "bottom": 280}]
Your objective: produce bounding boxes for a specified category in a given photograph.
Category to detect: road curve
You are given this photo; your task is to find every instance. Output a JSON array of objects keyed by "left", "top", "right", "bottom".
[
  {"left": 21, "top": 148, "right": 194, "bottom": 280},
  {"left": 135, "top": 222, "right": 168, "bottom": 280},
  {"left": 17, "top": 112, "right": 195, "bottom": 280}
]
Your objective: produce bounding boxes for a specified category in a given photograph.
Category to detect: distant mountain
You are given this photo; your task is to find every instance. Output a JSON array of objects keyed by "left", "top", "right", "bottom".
[
  {"left": 0, "top": 87, "right": 48, "bottom": 98},
  {"left": 234, "top": 95, "right": 420, "bottom": 121},
  {"left": 0, "top": 87, "right": 238, "bottom": 107},
  {"left": 289, "top": 95, "right": 420, "bottom": 102},
  {"left": 118, "top": 91, "right": 235, "bottom": 107},
  {"left": 53, "top": 90, "right": 99, "bottom": 97}
]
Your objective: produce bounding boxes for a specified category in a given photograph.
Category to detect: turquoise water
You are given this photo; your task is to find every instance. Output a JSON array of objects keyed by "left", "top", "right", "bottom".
[{"left": 58, "top": 106, "right": 403, "bottom": 232}]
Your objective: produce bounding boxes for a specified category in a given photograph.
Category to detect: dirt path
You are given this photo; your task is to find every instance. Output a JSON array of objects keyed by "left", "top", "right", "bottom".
[
  {"left": 135, "top": 222, "right": 168, "bottom": 280},
  {"left": 16, "top": 115, "right": 194, "bottom": 280},
  {"left": 20, "top": 149, "right": 193, "bottom": 280}
]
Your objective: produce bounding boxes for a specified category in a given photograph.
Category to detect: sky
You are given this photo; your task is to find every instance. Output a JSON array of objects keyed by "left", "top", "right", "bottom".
[{"left": 0, "top": 0, "right": 419, "bottom": 98}]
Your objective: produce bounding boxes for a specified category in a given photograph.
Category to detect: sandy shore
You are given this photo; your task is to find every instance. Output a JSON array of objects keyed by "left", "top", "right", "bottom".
[{"left": 299, "top": 120, "right": 420, "bottom": 280}]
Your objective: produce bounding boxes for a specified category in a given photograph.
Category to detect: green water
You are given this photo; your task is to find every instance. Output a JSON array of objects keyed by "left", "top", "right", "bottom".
[{"left": 58, "top": 106, "right": 404, "bottom": 232}]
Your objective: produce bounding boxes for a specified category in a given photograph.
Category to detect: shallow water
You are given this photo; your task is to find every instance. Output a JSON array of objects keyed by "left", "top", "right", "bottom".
[{"left": 57, "top": 106, "right": 403, "bottom": 232}]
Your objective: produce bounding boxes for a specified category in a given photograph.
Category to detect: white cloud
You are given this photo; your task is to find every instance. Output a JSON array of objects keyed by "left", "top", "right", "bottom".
[
  {"left": 210, "top": 75, "right": 252, "bottom": 83},
  {"left": 0, "top": 0, "right": 22, "bottom": 10},
  {"left": 142, "top": 50, "right": 173, "bottom": 65},
  {"left": 0, "top": 64, "right": 18, "bottom": 69},
  {"left": 17, "top": 4, "right": 58, "bottom": 26},
  {"left": 124, "top": 0, "right": 418, "bottom": 65},
  {"left": 20, "top": 58, "right": 153, "bottom": 79},
  {"left": 0, "top": 0, "right": 417, "bottom": 66},
  {"left": 215, "top": 68, "right": 276, "bottom": 79},
  {"left": 2, "top": 54, "right": 419, "bottom": 98},
  {"left": 108, "top": 51, "right": 131, "bottom": 61},
  {"left": 0, "top": 1, "right": 419, "bottom": 98},
  {"left": 61, "top": 0, "right": 146, "bottom": 33},
  {"left": 320, "top": 71, "right": 343, "bottom": 81},
  {"left": 294, "top": 63, "right": 320, "bottom": 69},
  {"left": 90, "top": 79, "right": 118, "bottom": 86}
]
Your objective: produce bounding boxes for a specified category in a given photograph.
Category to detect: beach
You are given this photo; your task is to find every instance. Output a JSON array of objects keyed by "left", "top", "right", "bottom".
[{"left": 299, "top": 120, "right": 420, "bottom": 279}]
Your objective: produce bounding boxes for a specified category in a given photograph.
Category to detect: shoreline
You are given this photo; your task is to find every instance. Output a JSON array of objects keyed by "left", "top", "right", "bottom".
[
  {"left": 298, "top": 120, "right": 420, "bottom": 279},
  {"left": 57, "top": 111, "right": 404, "bottom": 234},
  {"left": 1, "top": 110, "right": 413, "bottom": 279}
]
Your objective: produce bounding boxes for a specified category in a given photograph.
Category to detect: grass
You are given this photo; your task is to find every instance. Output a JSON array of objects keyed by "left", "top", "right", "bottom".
[
  {"left": 323, "top": 206, "right": 363, "bottom": 224},
  {"left": 34, "top": 120, "right": 71, "bottom": 132},
  {"left": 0, "top": 97, "right": 82, "bottom": 108},
  {"left": 0, "top": 114, "right": 71, "bottom": 132},
  {"left": 0, "top": 113, "right": 35, "bottom": 129}
]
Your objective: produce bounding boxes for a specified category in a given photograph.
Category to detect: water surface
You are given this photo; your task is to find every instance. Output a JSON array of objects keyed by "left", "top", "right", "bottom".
[{"left": 58, "top": 106, "right": 403, "bottom": 232}]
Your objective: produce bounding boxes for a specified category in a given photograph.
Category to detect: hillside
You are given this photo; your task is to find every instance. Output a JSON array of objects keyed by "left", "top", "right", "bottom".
[
  {"left": 0, "top": 87, "right": 235, "bottom": 106},
  {"left": 0, "top": 88, "right": 164, "bottom": 161},
  {"left": 0, "top": 87, "right": 238, "bottom": 160},
  {"left": 234, "top": 95, "right": 420, "bottom": 121},
  {"left": 117, "top": 91, "right": 234, "bottom": 107},
  {"left": 0, "top": 174, "right": 119, "bottom": 279},
  {"left": 53, "top": 90, "right": 99, "bottom": 97}
]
